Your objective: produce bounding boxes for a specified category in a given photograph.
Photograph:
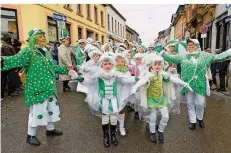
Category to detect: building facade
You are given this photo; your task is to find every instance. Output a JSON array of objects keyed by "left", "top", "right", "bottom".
[
  {"left": 1, "top": 4, "right": 107, "bottom": 47},
  {"left": 106, "top": 4, "right": 126, "bottom": 45},
  {"left": 126, "top": 25, "right": 134, "bottom": 42},
  {"left": 172, "top": 5, "right": 186, "bottom": 39},
  {"left": 185, "top": 4, "right": 216, "bottom": 50},
  {"left": 211, "top": 4, "right": 231, "bottom": 52},
  {"left": 132, "top": 30, "right": 139, "bottom": 43}
]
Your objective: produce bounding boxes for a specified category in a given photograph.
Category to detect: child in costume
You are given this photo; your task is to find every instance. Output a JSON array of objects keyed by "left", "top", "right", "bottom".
[
  {"left": 0, "top": 29, "right": 75, "bottom": 146},
  {"left": 69, "top": 54, "right": 138, "bottom": 148},
  {"left": 125, "top": 50, "right": 136, "bottom": 65},
  {"left": 127, "top": 53, "right": 144, "bottom": 119},
  {"left": 132, "top": 54, "right": 192, "bottom": 143},
  {"left": 114, "top": 52, "right": 137, "bottom": 136},
  {"left": 75, "top": 39, "right": 87, "bottom": 66},
  {"left": 161, "top": 38, "right": 231, "bottom": 130},
  {"left": 76, "top": 48, "right": 102, "bottom": 94}
]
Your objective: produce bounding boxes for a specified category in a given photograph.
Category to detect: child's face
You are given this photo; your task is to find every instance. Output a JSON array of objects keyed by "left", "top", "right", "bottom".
[
  {"left": 126, "top": 52, "right": 132, "bottom": 60},
  {"left": 92, "top": 54, "right": 100, "bottom": 62},
  {"left": 116, "top": 58, "right": 125, "bottom": 67},
  {"left": 151, "top": 61, "right": 162, "bottom": 72},
  {"left": 102, "top": 60, "right": 113, "bottom": 72},
  {"left": 137, "top": 48, "right": 143, "bottom": 53},
  {"left": 118, "top": 49, "right": 123, "bottom": 54},
  {"left": 135, "top": 58, "right": 142, "bottom": 66}
]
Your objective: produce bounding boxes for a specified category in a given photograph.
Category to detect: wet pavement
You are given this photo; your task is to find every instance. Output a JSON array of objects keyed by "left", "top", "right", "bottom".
[{"left": 1, "top": 82, "right": 231, "bottom": 153}]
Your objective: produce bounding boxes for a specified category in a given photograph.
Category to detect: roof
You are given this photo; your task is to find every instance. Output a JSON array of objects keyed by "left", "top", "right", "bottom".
[
  {"left": 126, "top": 25, "right": 134, "bottom": 34},
  {"left": 172, "top": 5, "right": 186, "bottom": 25},
  {"left": 108, "top": 4, "right": 126, "bottom": 21},
  {"left": 133, "top": 29, "right": 139, "bottom": 36}
]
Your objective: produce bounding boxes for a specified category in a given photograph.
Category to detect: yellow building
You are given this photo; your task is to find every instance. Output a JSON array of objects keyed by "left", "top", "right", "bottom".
[{"left": 1, "top": 4, "right": 107, "bottom": 47}]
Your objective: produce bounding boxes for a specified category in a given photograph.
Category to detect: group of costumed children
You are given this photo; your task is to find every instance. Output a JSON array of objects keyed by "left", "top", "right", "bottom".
[{"left": 1, "top": 28, "right": 231, "bottom": 147}]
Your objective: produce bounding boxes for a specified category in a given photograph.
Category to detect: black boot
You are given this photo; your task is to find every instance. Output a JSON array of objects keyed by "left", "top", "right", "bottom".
[
  {"left": 158, "top": 131, "right": 164, "bottom": 143},
  {"left": 102, "top": 124, "right": 110, "bottom": 148},
  {"left": 197, "top": 119, "right": 205, "bottom": 128},
  {"left": 134, "top": 111, "right": 139, "bottom": 119},
  {"left": 149, "top": 133, "right": 157, "bottom": 143},
  {"left": 46, "top": 129, "right": 63, "bottom": 136},
  {"left": 189, "top": 123, "right": 196, "bottom": 130},
  {"left": 26, "top": 135, "right": 41, "bottom": 146},
  {"left": 110, "top": 124, "right": 118, "bottom": 146}
]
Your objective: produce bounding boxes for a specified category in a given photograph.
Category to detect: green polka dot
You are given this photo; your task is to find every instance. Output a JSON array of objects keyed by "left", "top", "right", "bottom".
[
  {"left": 48, "top": 111, "right": 53, "bottom": 115},
  {"left": 48, "top": 97, "right": 53, "bottom": 102},
  {"left": 37, "top": 115, "right": 43, "bottom": 119}
]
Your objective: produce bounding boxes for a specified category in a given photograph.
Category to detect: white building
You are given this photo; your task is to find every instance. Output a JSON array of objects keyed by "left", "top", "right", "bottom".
[
  {"left": 211, "top": 4, "right": 231, "bottom": 52},
  {"left": 106, "top": 4, "right": 126, "bottom": 46}
]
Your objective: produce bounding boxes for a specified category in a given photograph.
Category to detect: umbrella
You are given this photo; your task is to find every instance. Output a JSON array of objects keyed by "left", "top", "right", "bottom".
[{"left": 165, "top": 39, "right": 187, "bottom": 55}]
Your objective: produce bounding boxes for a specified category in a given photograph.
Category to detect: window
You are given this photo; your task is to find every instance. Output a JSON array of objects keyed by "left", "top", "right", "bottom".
[
  {"left": 1, "top": 8, "right": 19, "bottom": 39},
  {"left": 66, "top": 23, "right": 71, "bottom": 42},
  {"left": 86, "top": 4, "right": 90, "bottom": 19},
  {"left": 101, "top": 35, "right": 104, "bottom": 44},
  {"left": 64, "top": 4, "right": 70, "bottom": 8},
  {"left": 101, "top": 11, "right": 104, "bottom": 27},
  {"left": 94, "top": 6, "right": 98, "bottom": 24},
  {"left": 95, "top": 33, "right": 99, "bottom": 41},
  {"left": 118, "top": 22, "right": 119, "bottom": 35},
  {"left": 77, "top": 4, "right": 81, "bottom": 14},
  {"left": 120, "top": 24, "right": 122, "bottom": 36},
  {"left": 123, "top": 26, "right": 124, "bottom": 37},
  {"left": 115, "top": 20, "right": 117, "bottom": 33},
  {"left": 226, "top": 22, "right": 231, "bottom": 50},
  {"left": 47, "top": 17, "right": 58, "bottom": 42},
  {"left": 78, "top": 27, "right": 82, "bottom": 39},
  {"left": 107, "top": 14, "right": 110, "bottom": 31},
  {"left": 112, "top": 17, "right": 114, "bottom": 32}
]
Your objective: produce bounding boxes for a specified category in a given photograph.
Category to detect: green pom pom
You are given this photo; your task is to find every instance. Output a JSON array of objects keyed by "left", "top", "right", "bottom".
[{"left": 37, "top": 115, "right": 43, "bottom": 119}]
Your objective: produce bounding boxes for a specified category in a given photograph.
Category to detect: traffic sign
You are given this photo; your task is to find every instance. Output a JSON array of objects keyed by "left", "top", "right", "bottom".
[
  {"left": 225, "top": 4, "right": 231, "bottom": 8},
  {"left": 201, "top": 33, "right": 207, "bottom": 38},
  {"left": 201, "top": 25, "right": 208, "bottom": 34},
  {"left": 53, "top": 13, "right": 67, "bottom": 22},
  {"left": 225, "top": 17, "right": 231, "bottom": 23}
]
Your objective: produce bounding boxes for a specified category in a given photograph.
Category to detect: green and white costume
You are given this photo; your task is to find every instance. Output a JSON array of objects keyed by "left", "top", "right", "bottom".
[{"left": 1, "top": 29, "right": 69, "bottom": 135}]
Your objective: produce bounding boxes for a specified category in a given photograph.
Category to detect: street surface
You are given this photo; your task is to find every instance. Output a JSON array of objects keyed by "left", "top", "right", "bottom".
[{"left": 1, "top": 82, "right": 231, "bottom": 153}]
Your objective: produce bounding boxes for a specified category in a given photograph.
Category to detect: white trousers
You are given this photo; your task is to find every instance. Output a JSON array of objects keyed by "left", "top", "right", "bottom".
[
  {"left": 27, "top": 95, "right": 60, "bottom": 136},
  {"left": 185, "top": 92, "right": 205, "bottom": 123},
  {"left": 28, "top": 122, "right": 55, "bottom": 136},
  {"left": 102, "top": 114, "right": 118, "bottom": 125},
  {"left": 149, "top": 106, "right": 169, "bottom": 133}
]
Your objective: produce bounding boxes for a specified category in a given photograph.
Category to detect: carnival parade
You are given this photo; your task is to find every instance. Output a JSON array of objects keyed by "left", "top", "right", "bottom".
[{"left": 1, "top": 3, "right": 231, "bottom": 153}]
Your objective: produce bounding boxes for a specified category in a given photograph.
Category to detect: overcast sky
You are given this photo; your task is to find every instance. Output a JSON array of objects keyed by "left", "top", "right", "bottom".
[{"left": 113, "top": 4, "right": 179, "bottom": 46}]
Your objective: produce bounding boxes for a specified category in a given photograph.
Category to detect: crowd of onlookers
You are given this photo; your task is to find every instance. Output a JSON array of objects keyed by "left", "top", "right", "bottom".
[{"left": 1, "top": 33, "right": 24, "bottom": 100}]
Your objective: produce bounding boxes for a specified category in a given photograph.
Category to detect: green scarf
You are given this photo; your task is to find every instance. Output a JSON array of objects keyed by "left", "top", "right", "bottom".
[{"left": 116, "top": 66, "right": 128, "bottom": 73}]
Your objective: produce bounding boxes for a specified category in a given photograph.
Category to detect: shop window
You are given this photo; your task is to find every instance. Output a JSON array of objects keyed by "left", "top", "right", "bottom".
[
  {"left": 66, "top": 23, "right": 71, "bottom": 42},
  {"left": 78, "top": 27, "right": 82, "bottom": 40},
  {"left": 47, "top": 17, "right": 58, "bottom": 43},
  {"left": 1, "top": 8, "right": 19, "bottom": 40}
]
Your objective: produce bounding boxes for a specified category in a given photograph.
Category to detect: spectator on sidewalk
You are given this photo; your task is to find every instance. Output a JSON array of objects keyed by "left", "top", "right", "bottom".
[
  {"left": 217, "top": 60, "right": 230, "bottom": 92},
  {"left": 50, "top": 41, "right": 60, "bottom": 79},
  {"left": 1, "top": 33, "right": 19, "bottom": 99},
  {"left": 58, "top": 29, "right": 72, "bottom": 92}
]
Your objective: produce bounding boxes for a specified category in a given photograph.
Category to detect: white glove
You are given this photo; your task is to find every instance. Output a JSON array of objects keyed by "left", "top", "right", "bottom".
[
  {"left": 184, "top": 83, "right": 193, "bottom": 92},
  {"left": 68, "top": 70, "right": 78, "bottom": 79}
]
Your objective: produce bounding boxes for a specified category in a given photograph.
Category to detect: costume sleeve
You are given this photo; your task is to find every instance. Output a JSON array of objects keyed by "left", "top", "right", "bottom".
[
  {"left": 162, "top": 51, "right": 182, "bottom": 63},
  {"left": 58, "top": 47, "right": 72, "bottom": 66},
  {"left": 211, "top": 49, "right": 231, "bottom": 63},
  {"left": 53, "top": 65, "right": 68, "bottom": 74},
  {"left": 169, "top": 74, "right": 187, "bottom": 86},
  {"left": 116, "top": 72, "right": 136, "bottom": 84},
  {"left": 131, "top": 75, "right": 149, "bottom": 94},
  {"left": 1, "top": 47, "right": 31, "bottom": 71}
]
